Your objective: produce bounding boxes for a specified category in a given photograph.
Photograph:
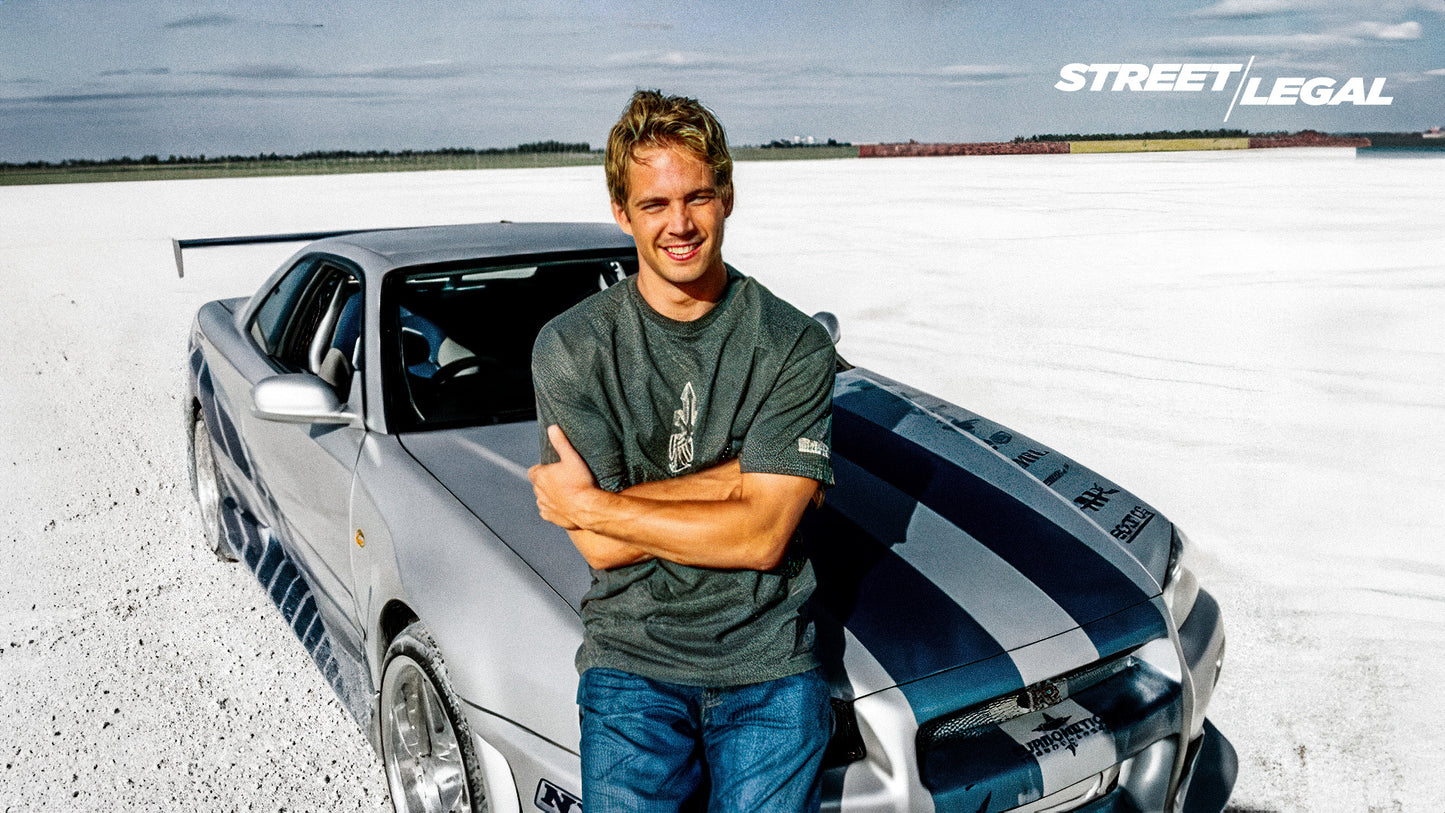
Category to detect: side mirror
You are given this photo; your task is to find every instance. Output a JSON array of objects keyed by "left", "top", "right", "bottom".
[
  {"left": 812, "top": 311, "right": 842, "bottom": 345},
  {"left": 251, "top": 374, "right": 359, "bottom": 425}
]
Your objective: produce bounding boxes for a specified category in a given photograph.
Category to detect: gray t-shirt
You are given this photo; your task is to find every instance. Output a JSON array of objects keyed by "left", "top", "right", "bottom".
[{"left": 532, "top": 268, "right": 835, "bottom": 687}]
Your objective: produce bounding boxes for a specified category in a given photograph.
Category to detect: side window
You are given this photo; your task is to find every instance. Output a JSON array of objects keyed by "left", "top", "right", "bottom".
[
  {"left": 250, "top": 257, "right": 364, "bottom": 395},
  {"left": 249, "top": 258, "right": 318, "bottom": 355}
]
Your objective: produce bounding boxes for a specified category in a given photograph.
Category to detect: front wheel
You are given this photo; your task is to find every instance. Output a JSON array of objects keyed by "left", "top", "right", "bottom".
[
  {"left": 380, "top": 622, "right": 489, "bottom": 813},
  {"left": 192, "top": 413, "right": 237, "bottom": 562}
]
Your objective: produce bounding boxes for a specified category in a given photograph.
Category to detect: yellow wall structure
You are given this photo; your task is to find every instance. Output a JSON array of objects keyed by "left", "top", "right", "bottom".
[{"left": 1067, "top": 138, "right": 1250, "bottom": 154}]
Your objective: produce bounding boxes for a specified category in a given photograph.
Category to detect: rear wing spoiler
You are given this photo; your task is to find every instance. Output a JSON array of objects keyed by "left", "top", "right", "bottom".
[{"left": 171, "top": 228, "right": 389, "bottom": 278}]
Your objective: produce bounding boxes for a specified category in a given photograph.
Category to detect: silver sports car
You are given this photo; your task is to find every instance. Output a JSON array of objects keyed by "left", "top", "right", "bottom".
[{"left": 184, "top": 221, "right": 1235, "bottom": 813}]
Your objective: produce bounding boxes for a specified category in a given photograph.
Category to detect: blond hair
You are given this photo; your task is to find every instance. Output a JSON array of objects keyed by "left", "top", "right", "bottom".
[{"left": 605, "top": 90, "right": 733, "bottom": 211}]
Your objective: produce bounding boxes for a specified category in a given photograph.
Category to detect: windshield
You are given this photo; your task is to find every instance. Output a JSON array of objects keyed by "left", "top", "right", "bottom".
[{"left": 384, "top": 253, "right": 635, "bottom": 431}]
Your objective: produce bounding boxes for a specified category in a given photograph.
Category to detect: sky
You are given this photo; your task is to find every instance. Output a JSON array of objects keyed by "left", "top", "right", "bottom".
[{"left": 1, "top": 0, "right": 1442, "bottom": 163}]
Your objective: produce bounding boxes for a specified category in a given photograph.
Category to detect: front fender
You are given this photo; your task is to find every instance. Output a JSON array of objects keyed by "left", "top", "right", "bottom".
[{"left": 351, "top": 432, "right": 585, "bottom": 752}]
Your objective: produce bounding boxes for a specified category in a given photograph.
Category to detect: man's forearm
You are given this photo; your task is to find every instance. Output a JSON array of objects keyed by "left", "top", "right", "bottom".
[
  {"left": 572, "top": 472, "right": 818, "bottom": 571},
  {"left": 626, "top": 457, "right": 742, "bottom": 502},
  {"left": 565, "top": 458, "right": 743, "bottom": 570},
  {"left": 531, "top": 426, "right": 816, "bottom": 571},
  {"left": 566, "top": 528, "right": 653, "bottom": 570}
]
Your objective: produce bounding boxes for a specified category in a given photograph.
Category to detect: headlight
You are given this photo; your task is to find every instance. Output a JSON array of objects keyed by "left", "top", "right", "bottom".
[{"left": 1162, "top": 525, "right": 1200, "bottom": 628}]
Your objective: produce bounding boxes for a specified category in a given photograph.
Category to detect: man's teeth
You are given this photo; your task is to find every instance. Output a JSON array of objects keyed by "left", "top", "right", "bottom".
[{"left": 664, "top": 243, "right": 700, "bottom": 257}]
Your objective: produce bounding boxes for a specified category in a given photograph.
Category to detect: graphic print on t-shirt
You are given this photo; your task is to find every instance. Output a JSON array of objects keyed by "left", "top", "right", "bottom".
[{"left": 668, "top": 382, "right": 697, "bottom": 474}]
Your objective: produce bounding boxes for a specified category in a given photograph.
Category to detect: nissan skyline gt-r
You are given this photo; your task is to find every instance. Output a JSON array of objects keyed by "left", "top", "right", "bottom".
[{"left": 183, "top": 221, "right": 1236, "bottom": 813}]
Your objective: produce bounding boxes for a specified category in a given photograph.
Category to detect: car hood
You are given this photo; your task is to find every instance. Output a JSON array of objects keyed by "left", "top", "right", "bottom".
[
  {"left": 399, "top": 367, "right": 1172, "bottom": 697},
  {"left": 808, "top": 369, "right": 1169, "bottom": 697}
]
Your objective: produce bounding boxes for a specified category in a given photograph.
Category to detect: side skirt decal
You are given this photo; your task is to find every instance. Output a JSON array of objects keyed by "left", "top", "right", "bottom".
[{"left": 219, "top": 498, "right": 371, "bottom": 727}]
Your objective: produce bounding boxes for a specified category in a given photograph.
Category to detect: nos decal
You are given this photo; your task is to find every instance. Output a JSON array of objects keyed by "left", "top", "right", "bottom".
[{"left": 536, "top": 779, "right": 582, "bottom": 813}]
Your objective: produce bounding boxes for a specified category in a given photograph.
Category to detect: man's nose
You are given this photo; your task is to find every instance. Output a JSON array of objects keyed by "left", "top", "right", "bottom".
[{"left": 665, "top": 203, "right": 694, "bottom": 235}]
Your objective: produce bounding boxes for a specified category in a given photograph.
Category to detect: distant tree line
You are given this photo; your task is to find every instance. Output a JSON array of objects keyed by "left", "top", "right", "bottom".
[
  {"left": 1, "top": 141, "right": 594, "bottom": 170},
  {"left": 759, "top": 138, "right": 851, "bottom": 149}
]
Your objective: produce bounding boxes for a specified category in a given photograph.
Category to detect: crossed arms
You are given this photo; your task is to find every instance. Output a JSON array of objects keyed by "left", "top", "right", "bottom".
[{"left": 528, "top": 424, "right": 820, "bottom": 572}]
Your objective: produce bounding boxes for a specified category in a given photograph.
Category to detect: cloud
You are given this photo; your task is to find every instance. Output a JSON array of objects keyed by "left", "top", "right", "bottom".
[
  {"left": 349, "top": 63, "right": 472, "bottom": 80},
  {"left": 191, "top": 61, "right": 473, "bottom": 81},
  {"left": 98, "top": 68, "right": 173, "bottom": 78},
  {"left": 1427, "top": 67, "right": 1445, "bottom": 74},
  {"left": 1251, "top": 56, "right": 1346, "bottom": 72},
  {"left": 163, "top": 12, "right": 322, "bottom": 30},
  {"left": 0, "top": 87, "right": 383, "bottom": 107},
  {"left": 209, "top": 64, "right": 311, "bottom": 80},
  {"left": 1385, "top": 70, "right": 1436, "bottom": 83},
  {"left": 1185, "top": 32, "right": 1359, "bottom": 52},
  {"left": 1192, "top": 0, "right": 1321, "bottom": 19},
  {"left": 1341, "top": 20, "right": 1423, "bottom": 39},
  {"left": 164, "top": 14, "right": 239, "bottom": 29},
  {"left": 930, "top": 65, "right": 1032, "bottom": 83},
  {"left": 1185, "top": 20, "right": 1423, "bottom": 54},
  {"left": 602, "top": 51, "right": 736, "bottom": 70},
  {"left": 806, "top": 63, "right": 1030, "bottom": 86},
  {"left": 1194, "top": 0, "right": 1445, "bottom": 16}
]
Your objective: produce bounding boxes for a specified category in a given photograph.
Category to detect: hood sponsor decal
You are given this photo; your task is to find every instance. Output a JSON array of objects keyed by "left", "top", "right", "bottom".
[
  {"left": 1025, "top": 712, "right": 1108, "bottom": 757},
  {"left": 535, "top": 779, "right": 582, "bottom": 812},
  {"left": 1110, "top": 505, "right": 1156, "bottom": 544},
  {"left": 1013, "top": 448, "right": 1048, "bottom": 469},
  {"left": 1042, "top": 462, "right": 1070, "bottom": 486},
  {"left": 946, "top": 416, "right": 1013, "bottom": 449},
  {"left": 1073, "top": 483, "right": 1119, "bottom": 513}
]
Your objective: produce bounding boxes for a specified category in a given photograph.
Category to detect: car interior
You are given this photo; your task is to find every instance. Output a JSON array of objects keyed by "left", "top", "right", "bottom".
[
  {"left": 250, "top": 258, "right": 365, "bottom": 401},
  {"left": 387, "top": 256, "right": 634, "bottom": 429}
]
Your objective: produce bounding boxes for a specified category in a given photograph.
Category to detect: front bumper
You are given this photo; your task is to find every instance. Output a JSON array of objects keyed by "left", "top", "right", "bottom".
[
  {"left": 443, "top": 587, "right": 1235, "bottom": 813},
  {"left": 825, "top": 591, "right": 1234, "bottom": 812}
]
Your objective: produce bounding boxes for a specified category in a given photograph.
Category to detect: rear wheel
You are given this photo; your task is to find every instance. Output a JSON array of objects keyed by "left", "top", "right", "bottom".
[
  {"left": 381, "top": 622, "right": 489, "bottom": 813},
  {"left": 192, "top": 413, "right": 237, "bottom": 562}
]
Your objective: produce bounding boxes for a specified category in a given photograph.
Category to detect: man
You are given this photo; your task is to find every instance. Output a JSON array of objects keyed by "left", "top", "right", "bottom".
[{"left": 528, "top": 90, "right": 837, "bottom": 811}]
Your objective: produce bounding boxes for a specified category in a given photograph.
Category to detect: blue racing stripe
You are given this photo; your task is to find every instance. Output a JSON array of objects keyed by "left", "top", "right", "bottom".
[
  {"left": 805, "top": 506, "right": 1017, "bottom": 689},
  {"left": 205, "top": 393, "right": 253, "bottom": 480},
  {"left": 894, "top": 652, "right": 1040, "bottom": 735},
  {"left": 832, "top": 386, "right": 1149, "bottom": 626},
  {"left": 1080, "top": 599, "right": 1170, "bottom": 663}
]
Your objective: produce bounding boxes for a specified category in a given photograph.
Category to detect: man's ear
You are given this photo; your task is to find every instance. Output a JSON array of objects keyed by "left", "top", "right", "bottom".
[
  {"left": 723, "top": 189, "right": 734, "bottom": 218},
  {"left": 611, "top": 199, "right": 634, "bottom": 236}
]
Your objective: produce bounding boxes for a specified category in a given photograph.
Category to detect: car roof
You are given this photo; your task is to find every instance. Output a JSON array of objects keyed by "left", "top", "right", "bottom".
[{"left": 310, "top": 221, "right": 635, "bottom": 276}]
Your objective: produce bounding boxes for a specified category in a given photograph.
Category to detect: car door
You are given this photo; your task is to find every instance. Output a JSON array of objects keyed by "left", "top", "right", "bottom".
[{"left": 234, "top": 255, "right": 368, "bottom": 655}]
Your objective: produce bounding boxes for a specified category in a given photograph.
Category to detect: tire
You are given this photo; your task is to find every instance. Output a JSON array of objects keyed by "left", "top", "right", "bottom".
[
  {"left": 380, "top": 622, "right": 490, "bottom": 813},
  {"left": 192, "top": 413, "right": 238, "bottom": 562}
]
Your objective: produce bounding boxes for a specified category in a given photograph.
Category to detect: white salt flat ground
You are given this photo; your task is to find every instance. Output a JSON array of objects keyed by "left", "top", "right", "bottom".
[{"left": 1, "top": 148, "right": 1441, "bottom": 810}]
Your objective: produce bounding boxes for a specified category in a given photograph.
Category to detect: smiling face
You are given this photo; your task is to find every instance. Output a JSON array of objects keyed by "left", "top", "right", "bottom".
[{"left": 611, "top": 143, "right": 733, "bottom": 320}]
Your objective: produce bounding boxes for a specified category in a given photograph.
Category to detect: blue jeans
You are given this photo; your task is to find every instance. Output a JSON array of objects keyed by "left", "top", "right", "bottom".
[{"left": 577, "top": 667, "right": 832, "bottom": 812}]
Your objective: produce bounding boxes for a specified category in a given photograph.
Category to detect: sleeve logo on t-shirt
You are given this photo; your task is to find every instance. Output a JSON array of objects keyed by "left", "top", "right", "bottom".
[
  {"left": 797, "top": 437, "right": 829, "bottom": 456},
  {"left": 668, "top": 381, "right": 698, "bottom": 473}
]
